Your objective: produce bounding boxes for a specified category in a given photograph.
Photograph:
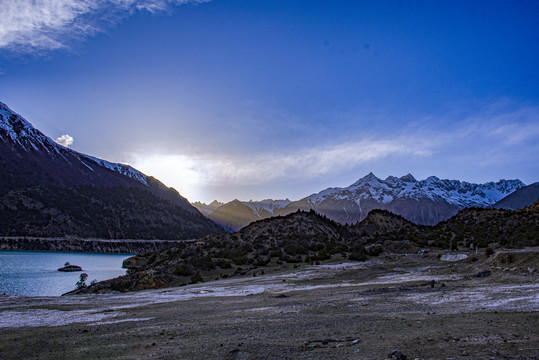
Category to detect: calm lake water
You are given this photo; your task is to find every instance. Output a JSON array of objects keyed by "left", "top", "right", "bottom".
[{"left": 0, "top": 251, "right": 132, "bottom": 296}]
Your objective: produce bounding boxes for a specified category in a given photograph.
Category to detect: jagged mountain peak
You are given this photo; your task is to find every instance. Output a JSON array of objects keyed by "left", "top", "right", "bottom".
[
  {"left": 0, "top": 102, "right": 31, "bottom": 128},
  {"left": 400, "top": 173, "right": 417, "bottom": 182},
  {"left": 385, "top": 175, "right": 401, "bottom": 182},
  {"left": 351, "top": 172, "right": 381, "bottom": 186},
  {"left": 0, "top": 101, "right": 61, "bottom": 154}
]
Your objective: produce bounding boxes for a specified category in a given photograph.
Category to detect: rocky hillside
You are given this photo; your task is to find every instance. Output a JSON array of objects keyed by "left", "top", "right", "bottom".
[
  {"left": 429, "top": 205, "right": 539, "bottom": 249},
  {"left": 0, "top": 185, "right": 222, "bottom": 239},
  {"left": 73, "top": 201, "right": 539, "bottom": 294},
  {"left": 0, "top": 101, "right": 223, "bottom": 239}
]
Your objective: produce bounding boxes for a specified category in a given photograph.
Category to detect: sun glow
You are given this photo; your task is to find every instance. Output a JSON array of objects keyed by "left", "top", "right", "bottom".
[{"left": 129, "top": 153, "right": 207, "bottom": 202}]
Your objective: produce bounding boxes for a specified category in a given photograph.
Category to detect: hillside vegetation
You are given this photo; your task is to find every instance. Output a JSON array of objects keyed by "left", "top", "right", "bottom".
[
  {"left": 73, "top": 201, "right": 539, "bottom": 293},
  {"left": 0, "top": 185, "right": 223, "bottom": 240}
]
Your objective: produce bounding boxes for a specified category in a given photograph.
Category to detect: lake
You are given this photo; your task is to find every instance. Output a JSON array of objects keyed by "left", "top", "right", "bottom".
[{"left": 0, "top": 251, "right": 133, "bottom": 296}]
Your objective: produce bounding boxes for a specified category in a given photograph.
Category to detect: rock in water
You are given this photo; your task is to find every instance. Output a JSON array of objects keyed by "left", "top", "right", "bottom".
[{"left": 58, "top": 264, "right": 83, "bottom": 272}]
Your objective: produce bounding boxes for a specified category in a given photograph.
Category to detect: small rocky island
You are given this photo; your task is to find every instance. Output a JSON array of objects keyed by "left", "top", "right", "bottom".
[{"left": 57, "top": 262, "right": 83, "bottom": 272}]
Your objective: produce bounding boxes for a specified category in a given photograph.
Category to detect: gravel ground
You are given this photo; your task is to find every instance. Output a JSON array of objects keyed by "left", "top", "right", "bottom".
[{"left": 0, "top": 249, "right": 538, "bottom": 360}]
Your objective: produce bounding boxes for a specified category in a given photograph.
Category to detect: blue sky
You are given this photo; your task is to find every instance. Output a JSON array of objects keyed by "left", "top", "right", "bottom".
[{"left": 1, "top": 0, "right": 538, "bottom": 203}]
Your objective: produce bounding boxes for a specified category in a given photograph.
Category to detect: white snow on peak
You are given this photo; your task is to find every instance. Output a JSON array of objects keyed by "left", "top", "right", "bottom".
[
  {"left": 0, "top": 102, "right": 61, "bottom": 154},
  {"left": 350, "top": 172, "right": 380, "bottom": 187},
  {"left": 303, "top": 173, "right": 525, "bottom": 209},
  {"left": 306, "top": 187, "right": 341, "bottom": 205},
  {"left": 0, "top": 101, "right": 149, "bottom": 187}
]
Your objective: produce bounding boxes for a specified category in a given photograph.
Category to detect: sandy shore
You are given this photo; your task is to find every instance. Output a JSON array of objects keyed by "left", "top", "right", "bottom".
[{"left": 0, "top": 250, "right": 538, "bottom": 359}]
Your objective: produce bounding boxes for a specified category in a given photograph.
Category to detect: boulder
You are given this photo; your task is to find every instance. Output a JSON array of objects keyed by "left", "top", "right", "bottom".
[{"left": 122, "top": 256, "right": 148, "bottom": 270}]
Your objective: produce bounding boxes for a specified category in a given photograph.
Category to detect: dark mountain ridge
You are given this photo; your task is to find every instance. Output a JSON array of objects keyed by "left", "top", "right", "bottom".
[{"left": 0, "top": 101, "right": 223, "bottom": 239}]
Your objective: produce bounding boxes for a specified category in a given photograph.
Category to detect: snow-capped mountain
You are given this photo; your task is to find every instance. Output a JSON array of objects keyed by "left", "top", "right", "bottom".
[
  {"left": 198, "top": 173, "right": 525, "bottom": 230},
  {"left": 0, "top": 101, "right": 149, "bottom": 187},
  {"left": 288, "top": 172, "right": 524, "bottom": 225},
  {"left": 304, "top": 172, "right": 523, "bottom": 209},
  {"left": 0, "top": 101, "right": 223, "bottom": 239}
]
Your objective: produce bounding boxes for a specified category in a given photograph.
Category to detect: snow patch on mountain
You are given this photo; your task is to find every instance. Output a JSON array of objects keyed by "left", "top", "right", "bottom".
[
  {"left": 306, "top": 188, "right": 340, "bottom": 205},
  {"left": 82, "top": 155, "right": 148, "bottom": 185},
  {"left": 0, "top": 101, "right": 149, "bottom": 187}
]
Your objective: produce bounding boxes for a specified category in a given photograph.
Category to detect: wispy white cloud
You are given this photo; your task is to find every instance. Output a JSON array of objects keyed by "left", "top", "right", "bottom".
[
  {"left": 406, "top": 102, "right": 539, "bottom": 169},
  {"left": 452, "top": 103, "right": 539, "bottom": 147},
  {"left": 130, "top": 137, "right": 433, "bottom": 188},
  {"left": 55, "top": 133, "right": 74, "bottom": 147},
  {"left": 0, "top": 0, "right": 209, "bottom": 53}
]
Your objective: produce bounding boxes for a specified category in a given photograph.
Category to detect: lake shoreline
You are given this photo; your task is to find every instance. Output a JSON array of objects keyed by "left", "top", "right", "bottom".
[{"left": 0, "top": 236, "right": 192, "bottom": 254}]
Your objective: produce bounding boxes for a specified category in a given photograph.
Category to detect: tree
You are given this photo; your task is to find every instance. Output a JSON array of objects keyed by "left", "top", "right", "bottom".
[{"left": 76, "top": 273, "right": 88, "bottom": 289}]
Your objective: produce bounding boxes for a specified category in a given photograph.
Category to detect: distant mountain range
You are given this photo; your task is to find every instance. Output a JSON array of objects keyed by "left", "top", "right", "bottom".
[
  {"left": 0, "top": 101, "right": 223, "bottom": 239},
  {"left": 195, "top": 173, "right": 527, "bottom": 230},
  {"left": 196, "top": 199, "right": 292, "bottom": 231}
]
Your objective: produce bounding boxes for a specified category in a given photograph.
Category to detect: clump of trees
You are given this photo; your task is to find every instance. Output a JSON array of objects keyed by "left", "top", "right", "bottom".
[{"left": 74, "top": 272, "right": 96, "bottom": 289}]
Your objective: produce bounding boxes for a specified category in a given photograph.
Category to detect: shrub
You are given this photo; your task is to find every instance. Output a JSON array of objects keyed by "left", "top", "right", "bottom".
[
  {"left": 174, "top": 263, "right": 195, "bottom": 276},
  {"left": 190, "top": 255, "right": 216, "bottom": 270},
  {"left": 215, "top": 258, "right": 232, "bottom": 269},
  {"left": 500, "top": 253, "right": 514, "bottom": 264},
  {"left": 253, "top": 256, "right": 270, "bottom": 267},
  {"left": 349, "top": 246, "right": 367, "bottom": 261},
  {"left": 190, "top": 271, "right": 203, "bottom": 284}
]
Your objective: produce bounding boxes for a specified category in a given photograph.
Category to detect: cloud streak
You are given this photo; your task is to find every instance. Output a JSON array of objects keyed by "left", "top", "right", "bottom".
[
  {"left": 130, "top": 137, "right": 433, "bottom": 187},
  {"left": 0, "top": 0, "right": 208, "bottom": 53}
]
